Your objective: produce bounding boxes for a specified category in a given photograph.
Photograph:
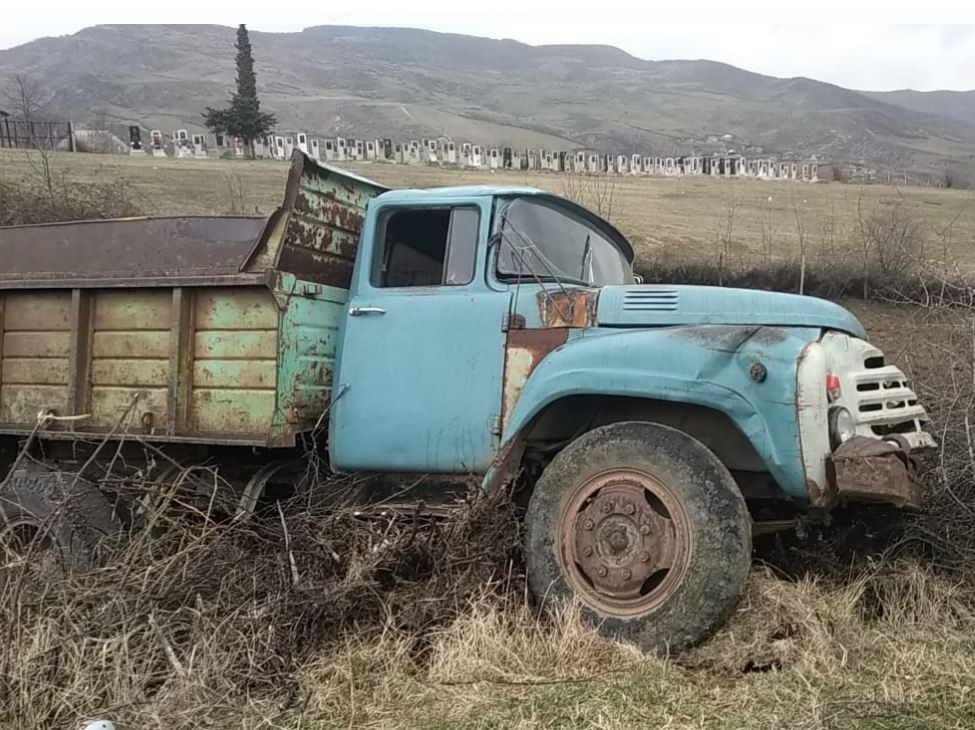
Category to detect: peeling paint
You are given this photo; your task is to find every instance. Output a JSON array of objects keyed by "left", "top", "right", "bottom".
[
  {"left": 501, "top": 329, "right": 568, "bottom": 431},
  {"left": 538, "top": 288, "right": 598, "bottom": 328}
]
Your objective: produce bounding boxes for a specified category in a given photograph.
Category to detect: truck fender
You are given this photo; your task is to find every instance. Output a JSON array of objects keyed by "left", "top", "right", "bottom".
[{"left": 493, "top": 326, "right": 816, "bottom": 500}]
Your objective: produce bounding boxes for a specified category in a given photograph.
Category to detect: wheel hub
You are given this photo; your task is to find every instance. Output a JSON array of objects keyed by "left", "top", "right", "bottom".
[{"left": 561, "top": 470, "right": 688, "bottom": 615}]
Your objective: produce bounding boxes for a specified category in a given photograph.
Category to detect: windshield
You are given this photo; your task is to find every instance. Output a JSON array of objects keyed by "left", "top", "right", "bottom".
[{"left": 495, "top": 197, "right": 634, "bottom": 286}]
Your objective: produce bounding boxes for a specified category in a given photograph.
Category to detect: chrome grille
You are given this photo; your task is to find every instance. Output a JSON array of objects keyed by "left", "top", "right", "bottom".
[
  {"left": 852, "top": 367, "right": 925, "bottom": 427},
  {"left": 820, "top": 331, "right": 933, "bottom": 447}
]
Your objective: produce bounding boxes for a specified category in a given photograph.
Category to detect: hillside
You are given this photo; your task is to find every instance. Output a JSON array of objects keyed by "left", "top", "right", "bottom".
[
  {"left": 865, "top": 88, "right": 975, "bottom": 127},
  {"left": 3, "top": 24, "right": 975, "bottom": 175}
]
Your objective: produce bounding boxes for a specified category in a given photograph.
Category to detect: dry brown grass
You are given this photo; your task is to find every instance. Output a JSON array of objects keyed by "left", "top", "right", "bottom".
[
  {"left": 0, "top": 477, "right": 522, "bottom": 729},
  {"left": 0, "top": 149, "right": 142, "bottom": 226},
  {"left": 3, "top": 148, "right": 975, "bottom": 270},
  {"left": 297, "top": 567, "right": 975, "bottom": 729},
  {"left": 4, "top": 487, "right": 975, "bottom": 729}
]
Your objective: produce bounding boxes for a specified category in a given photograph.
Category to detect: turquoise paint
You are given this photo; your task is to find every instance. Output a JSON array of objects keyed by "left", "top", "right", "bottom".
[
  {"left": 499, "top": 325, "right": 822, "bottom": 500},
  {"left": 325, "top": 185, "right": 869, "bottom": 501},
  {"left": 329, "top": 196, "right": 510, "bottom": 472},
  {"left": 597, "top": 284, "right": 865, "bottom": 338}
]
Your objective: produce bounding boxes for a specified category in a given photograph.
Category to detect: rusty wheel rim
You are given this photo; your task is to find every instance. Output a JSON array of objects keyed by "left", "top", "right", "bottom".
[{"left": 558, "top": 468, "right": 690, "bottom": 617}]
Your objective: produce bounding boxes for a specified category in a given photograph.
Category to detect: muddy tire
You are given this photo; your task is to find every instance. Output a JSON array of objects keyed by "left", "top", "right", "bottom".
[
  {"left": 0, "top": 469, "right": 122, "bottom": 571},
  {"left": 524, "top": 421, "right": 751, "bottom": 654}
]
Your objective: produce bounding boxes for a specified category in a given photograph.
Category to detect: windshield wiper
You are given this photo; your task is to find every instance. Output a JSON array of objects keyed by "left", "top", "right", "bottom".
[{"left": 579, "top": 233, "right": 592, "bottom": 284}]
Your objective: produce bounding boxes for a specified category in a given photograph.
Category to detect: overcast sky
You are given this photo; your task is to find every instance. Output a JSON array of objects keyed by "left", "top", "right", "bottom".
[{"left": 3, "top": 5, "right": 975, "bottom": 92}]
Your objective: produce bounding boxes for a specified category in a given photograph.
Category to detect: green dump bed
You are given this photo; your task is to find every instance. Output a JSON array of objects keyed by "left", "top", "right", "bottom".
[{"left": 0, "top": 152, "right": 387, "bottom": 447}]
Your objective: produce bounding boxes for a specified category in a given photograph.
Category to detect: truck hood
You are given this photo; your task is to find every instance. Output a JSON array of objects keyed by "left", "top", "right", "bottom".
[{"left": 596, "top": 284, "right": 866, "bottom": 338}]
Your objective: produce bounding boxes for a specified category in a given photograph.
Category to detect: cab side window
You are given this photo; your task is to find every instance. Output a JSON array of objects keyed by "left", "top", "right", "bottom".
[{"left": 376, "top": 207, "right": 479, "bottom": 288}]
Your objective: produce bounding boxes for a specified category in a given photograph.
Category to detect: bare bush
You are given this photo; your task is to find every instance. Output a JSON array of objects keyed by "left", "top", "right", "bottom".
[
  {"left": 943, "top": 165, "right": 972, "bottom": 190},
  {"left": 635, "top": 198, "right": 975, "bottom": 309},
  {"left": 0, "top": 473, "right": 520, "bottom": 728},
  {"left": 72, "top": 131, "right": 125, "bottom": 155},
  {"left": 855, "top": 199, "right": 925, "bottom": 295},
  {"left": 3, "top": 75, "right": 52, "bottom": 126},
  {"left": 561, "top": 172, "right": 617, "bottom": 222},
  {"left": 224, "top": 173, "right": 247, "bottom": 214},
  {"left": 0, "top": 153, "right": 142, "bottom": 226}
]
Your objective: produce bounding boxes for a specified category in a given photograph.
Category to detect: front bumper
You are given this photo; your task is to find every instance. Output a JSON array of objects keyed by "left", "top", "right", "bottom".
[{"left": 825, "top": 436, "right": 922, "bottom": 510}]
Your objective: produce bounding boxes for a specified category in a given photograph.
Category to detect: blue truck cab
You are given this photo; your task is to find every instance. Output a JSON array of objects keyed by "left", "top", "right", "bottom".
[{"left": 329, "top": 172, "right": 935, "bottom": 652}]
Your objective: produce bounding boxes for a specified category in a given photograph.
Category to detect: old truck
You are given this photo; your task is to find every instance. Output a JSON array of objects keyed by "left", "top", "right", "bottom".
[{"left": 0, "top": 151, "right": 936, "bottom": 652}]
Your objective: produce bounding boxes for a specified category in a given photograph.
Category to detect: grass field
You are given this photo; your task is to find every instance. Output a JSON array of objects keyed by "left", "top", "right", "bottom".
[
  {"left": 3, "top": 148, "right": 975, "bottom": 270},
  {"left": 3, "top": 149, "right": 975, "bottom": 729}
]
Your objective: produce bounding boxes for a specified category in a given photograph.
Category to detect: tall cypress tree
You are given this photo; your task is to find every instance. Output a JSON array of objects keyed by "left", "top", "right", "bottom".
[{"left": 203, "top": 25, "right": 277, "bottom": 158}]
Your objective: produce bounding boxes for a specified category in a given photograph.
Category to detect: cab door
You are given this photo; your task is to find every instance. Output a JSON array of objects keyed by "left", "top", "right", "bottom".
[{"left": 329, "top": 199, "right": 509, "bottom": 473}]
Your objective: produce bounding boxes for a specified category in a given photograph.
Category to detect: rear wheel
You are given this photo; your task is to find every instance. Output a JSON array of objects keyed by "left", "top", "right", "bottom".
[
  {"left": 524, "top": 421, "right": 751, "bottom": 654},
  {"left": 0, "top": 470, "right": 122, "bottom": 571}
]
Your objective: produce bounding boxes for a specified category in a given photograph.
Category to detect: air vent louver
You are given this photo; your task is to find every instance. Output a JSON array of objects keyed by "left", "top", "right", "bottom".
[{"left": 621, "top": 288, "right": 680, "bottom": 312}]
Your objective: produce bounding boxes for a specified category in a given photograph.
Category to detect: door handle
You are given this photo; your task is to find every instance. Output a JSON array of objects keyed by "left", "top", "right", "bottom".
[{"left": 349, "top": 306, "right": 386, "bottom": 317}]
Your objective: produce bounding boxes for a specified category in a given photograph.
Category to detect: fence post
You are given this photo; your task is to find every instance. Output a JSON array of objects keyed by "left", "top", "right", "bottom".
[
  {"left": 798, "top": 254, "right": 806, "bottom": 295},
  {"left": 68, "top": 121, "right": 76, "bottom": 153}
]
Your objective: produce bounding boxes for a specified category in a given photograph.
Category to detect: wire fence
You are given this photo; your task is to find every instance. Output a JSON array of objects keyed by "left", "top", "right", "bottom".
[{"left": 0, "top": 118, "right": 74, "bottom": 151}]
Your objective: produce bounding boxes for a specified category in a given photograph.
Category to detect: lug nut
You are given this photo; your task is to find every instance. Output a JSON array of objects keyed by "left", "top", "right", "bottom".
[
  {"left": 601, "top": 501, "right": 612, "bottom": 513},
  {"left": 621, "top": 569, "right": 632, "bottom": 580},
  {"left": 582, "top": 545, "right": 594, "bottom": 556},
  {"left": 639, "top": 552, "right": 650, "bottom": 562},
  {"left": 597, "top": 566, "right": 608, "bottom": 577},
  {"left": 640, "top": 525, "right": 650, "bottom": 535},
  {"left": 624, "top": 503, "right": 635, "bottom": 515},
  {"left": 583, "top": 518, "right": 594, "bottom": 530}
]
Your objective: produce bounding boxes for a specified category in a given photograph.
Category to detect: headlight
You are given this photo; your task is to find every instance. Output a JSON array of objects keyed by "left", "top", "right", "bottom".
[{"left": 829, "top": 406, "right": 856, "bottom": 448}]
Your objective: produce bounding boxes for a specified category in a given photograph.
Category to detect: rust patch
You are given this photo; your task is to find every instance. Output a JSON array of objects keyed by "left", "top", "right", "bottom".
[
  {"left": 538, "top": 288, "right": 598, "bottom": 328},
  {"left": 501, "top": 328, "right": 568, "bottom": 432},
  {"left": 827, "top": 436, "right": 921, "bottom": 510},
  {"left": 270, "top": 152, "right": 386, "bottom": 288},
  {"left": 484, "top": 437, "right": 527, "bottom": 495}
]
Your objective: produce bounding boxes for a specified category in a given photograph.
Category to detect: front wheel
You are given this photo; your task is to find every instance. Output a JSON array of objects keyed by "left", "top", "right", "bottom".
[{"left": 524, "top": 421, "right": 751, "bottom": 654}]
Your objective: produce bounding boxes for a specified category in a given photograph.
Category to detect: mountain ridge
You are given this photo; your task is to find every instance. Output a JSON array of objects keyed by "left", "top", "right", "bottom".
[{"left": 1, "top": 24, "right": 974, "bottom": 176}]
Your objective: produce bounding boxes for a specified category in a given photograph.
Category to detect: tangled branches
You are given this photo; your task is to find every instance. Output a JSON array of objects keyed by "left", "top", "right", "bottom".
[{"left": 0, "top": 475, "right": 521, "bottom": 728}]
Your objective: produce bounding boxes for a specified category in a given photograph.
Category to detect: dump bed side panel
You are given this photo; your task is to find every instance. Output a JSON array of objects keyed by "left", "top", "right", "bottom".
[
  {"left": 189, "top": 287, "right": 279, "bottom": 439},
  {"left": 90, "top": 289, "right": 172, "bottom": 431},
  {"left": 0, "top": 283, "right": 338, "bottom": 447},
  {"left": 0, "top": 292, "right": 71, "bottom": 424}
]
